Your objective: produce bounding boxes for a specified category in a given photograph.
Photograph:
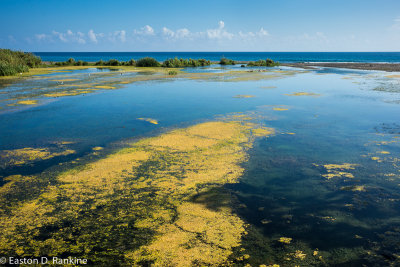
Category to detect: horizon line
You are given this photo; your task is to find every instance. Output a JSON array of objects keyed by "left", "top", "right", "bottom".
[{"left": 30, "top": 51, "right": 400, "bottom": 53}]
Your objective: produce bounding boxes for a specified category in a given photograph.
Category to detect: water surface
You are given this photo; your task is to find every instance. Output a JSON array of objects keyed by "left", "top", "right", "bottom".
[{"left": 1, "top": 65, "right": 400, "bottom": 265}]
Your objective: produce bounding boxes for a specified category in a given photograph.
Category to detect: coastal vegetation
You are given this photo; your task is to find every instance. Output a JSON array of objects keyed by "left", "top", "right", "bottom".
[
  {"left": 0, "top": 49, "right": 283, "bottom": 78},
  {"left": 167, "top": 70, "right": 178, "bottom": 75},
  {"left": 135, "top": 57, "right": 161, "bottom": 67},
  {"left": 247, "top": 59, "right": 279, "bottom": 67},
  {"left": 220, "top": 58, "right": 235, "bottom": 65},
  {"left": 0, "top": 49, "right": 42, "bottom": 76},
  {"left": 161, "top": 57, "right": 211, "bottom": 67}
]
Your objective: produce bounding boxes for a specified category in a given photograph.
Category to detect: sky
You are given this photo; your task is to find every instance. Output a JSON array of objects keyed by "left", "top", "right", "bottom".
[{"left": 1, "top": 0, "right": 400, "bottom": 52}]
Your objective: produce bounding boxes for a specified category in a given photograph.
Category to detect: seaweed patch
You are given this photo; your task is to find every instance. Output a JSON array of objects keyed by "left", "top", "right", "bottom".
[
  {"left": 137, "top": 118, "right": 159, "bottom": 125},
  {"left": 0, "top": 120, "right": 275, "bottom": 265}
]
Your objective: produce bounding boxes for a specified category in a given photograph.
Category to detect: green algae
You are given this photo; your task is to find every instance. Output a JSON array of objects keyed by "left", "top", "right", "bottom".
[
  {"left": 0, "top": 119, "right": 275, "bottom": 265},
  {"left": 137, "top": 118, "right": 159, "bottom": 125},
  {"left": 16, "top": 100, "right": 38, "bottom": 105},
  {"left": 0, "top": 147, "right": 76, "bottom": 168}
]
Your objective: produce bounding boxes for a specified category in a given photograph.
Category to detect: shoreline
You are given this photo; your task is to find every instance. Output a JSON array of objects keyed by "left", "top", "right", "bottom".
[{"left": 280, "top": 62, "right": 400, "bottom": 72}]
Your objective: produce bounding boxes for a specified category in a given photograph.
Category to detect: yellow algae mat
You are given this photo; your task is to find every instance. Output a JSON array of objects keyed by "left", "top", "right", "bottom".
[{"left": 0, "top": 120, "right": 274, "bottom": 266}]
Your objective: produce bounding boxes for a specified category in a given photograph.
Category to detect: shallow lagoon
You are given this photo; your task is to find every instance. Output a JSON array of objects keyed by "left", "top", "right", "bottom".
[{"left": 0, "top": 66, "right": 400, "bottom": 266}]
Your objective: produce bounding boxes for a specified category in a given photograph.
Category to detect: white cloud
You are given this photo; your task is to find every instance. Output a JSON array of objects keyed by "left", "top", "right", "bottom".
[
  {"left": 206, "top": 20, "right": 234, "bottom": 39},
  {"left": 50, "top": 30, "right": 86, "bottom": 44},
  {"left": 119, "top": 30, "right": 126, "bottom": 42},
  {"left": 162, "top": 27, "right": 175, "bottom": 38},
  {"left": 162, "top": 27, "right": 191, "bottom": 40},
  {"left": 134, "top": 25, "right": 155, "bottom": 36},
  {"left": 35, "top": 33, "right": 48, "bottom": 41},
  {"left": 258, "top": 27, "right": 269, "bottom": 37},
  {"left": 88, "top": 29, "right": 98, "bottom": 43},
  {"left": 32, "top": 21, "right": 270, "bottom": 47},
  {"left": 109, "top": 30, "right": 126, "bottom": 43},
  {"left": 52, "top": 31, "right": 68, "bottom": 42},
  {"left": 176, "top": 28, "right": 190, "bottom": 39}
]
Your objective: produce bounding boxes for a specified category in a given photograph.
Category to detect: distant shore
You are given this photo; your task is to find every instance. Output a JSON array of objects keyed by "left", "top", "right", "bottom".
[
  {"left": 38, "top": 61, "right": 400, "bottom": 73},
  {"left": 280, "top": 62, "right": 400, "bottom": 72}
]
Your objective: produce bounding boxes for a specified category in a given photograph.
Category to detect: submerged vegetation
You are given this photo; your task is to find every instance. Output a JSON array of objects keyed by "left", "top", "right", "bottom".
[
  {"left": 247, "top": 59, "right": 279, "bottom": 67},
  {"left": 0, "top": 49, "right": 42, "bottom": 76},
  {"left": 0, "top": 119, "right": 275, "bottom": 265}
]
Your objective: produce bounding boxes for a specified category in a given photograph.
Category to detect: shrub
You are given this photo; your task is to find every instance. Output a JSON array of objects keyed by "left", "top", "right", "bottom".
[
  {"left": 168, "top": 70, "right": 178, "bottom": 75},
  {"left": 219, "top": 58, "right": 235, "bottom": 65},
  {"left": 136, "top": 57, "right": 160, "bottom": 67},
  {"left": 127, "top": 59, "right": 135, "bottom": 66},
  {"left": 162, "top": 58, "right": 211, "bottom": 68},
  {"left": 67, "top": 58, "right": 75, "bottom": 65},
  {"left": 0, "top": 49, "right": 41, "bottom": 76},
  {"left": 95, "top": 60, "right": 105, "bottom": 66},
  {"left": 247, "top": 59, "right": 279, "bottom": 67},
  {"left": 105, "top": 59, "right": 120, "bottom": 66}
]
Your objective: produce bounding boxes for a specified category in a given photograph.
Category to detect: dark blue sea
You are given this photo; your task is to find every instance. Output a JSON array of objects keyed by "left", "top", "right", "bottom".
[{"left": 33, "top": 52, "right": 400, "bottom": 63}]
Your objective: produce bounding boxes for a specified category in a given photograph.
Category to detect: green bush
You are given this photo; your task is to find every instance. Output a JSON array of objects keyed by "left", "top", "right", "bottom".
[
  {"left": 168, "top": 70, "right": 178, "bottom": 75},
  {"left": 0, "top": 49, "right": 41, "bottom": 76},
  {"left": 219, "top": 58, "right": 235, "bottom": 65},
  {"left": 95, "top": 60, "right": 104, "bottom": 66},
  {"left": 104, "top": 59, "right": 120, "bottom": 66},
  {"left": 247, "top": 59, "right": 279, "bottom": 67},
  {"left": 127, "top": 59, "right": 135, "bottom": 66},
  {"left": 162, "top": 58, "right": 211, "bottom": 68},
  {"left": 67, "top": 58, "right": 75, "bottom": 65},
  {"left": 135, "top": 57, "right": 160, "bottom": 67}
]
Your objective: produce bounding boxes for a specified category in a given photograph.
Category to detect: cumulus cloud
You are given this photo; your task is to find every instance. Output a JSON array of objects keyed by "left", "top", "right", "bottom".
[
  {"left": 50, "top": 30, "right": 86, "bottom": 44},
  {"left": 35, "top": 33, "right": 48, "bottom": 41},
  {"left": 162, "top": 27, "right": 175, "bottom": 38},
  {"left": 52, "top": 31, "right": 68, "bottom": 42},
  {"left": 134, "top": 25, "right": 155, "bottom": 36},
  {"left": 239, "top": 28, "right": 269, "bottom": 39},
  {"left": 162, "top": 27, "right": 191, "bottom": 39},
  {"left": 258, "top": 27, "right": 269, "bottom": 37},
  {"left": 88, "top": 29, "right": 98, "bottom": 43},
  {"left": 108, "top": 30, "right": 126, "bottom": 43},
  {"left": 206, "top": 21, "right": 234, "bottom": 39},
  {"left": 118, "top": 30, "right": 126, "bottom": 42},
  {"left": 33, "top": 21, "right": 270, "bottom": 46},
  {"left": 176, "top": 28, "right": 190, "bottom": 39}
]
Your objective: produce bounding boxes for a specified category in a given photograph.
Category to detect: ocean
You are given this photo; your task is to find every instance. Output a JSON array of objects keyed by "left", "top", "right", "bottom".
[{"left": 33, "top": 52, "right": 400, "bottom": 63}]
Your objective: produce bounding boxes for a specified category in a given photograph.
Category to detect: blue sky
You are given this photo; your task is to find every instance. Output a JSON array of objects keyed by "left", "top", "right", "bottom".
[{"left": 1, "top": 0, "right": 400, "bottom": 51}]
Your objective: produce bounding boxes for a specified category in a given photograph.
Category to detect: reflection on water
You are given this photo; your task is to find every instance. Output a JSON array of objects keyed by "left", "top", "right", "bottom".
[{"left": 1, "top": 66, "right": 400, "bottom": 265}]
